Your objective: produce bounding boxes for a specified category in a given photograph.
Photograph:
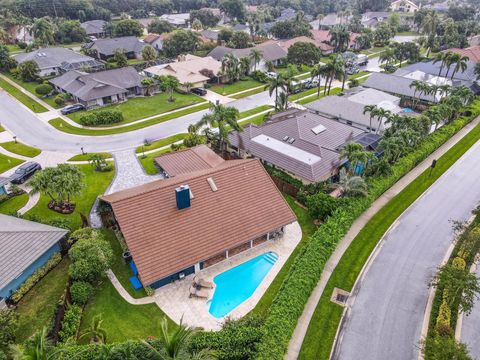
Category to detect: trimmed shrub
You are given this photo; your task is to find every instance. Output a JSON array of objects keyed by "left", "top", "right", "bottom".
[
  {"left": 35, "top": 84, "right": 53, "bottom": 95},
  {"left": 306, "top": 192, "right": 339, "bottom": 221},
  {"left": 78, "top": 113, "right": 97, "bottom": 126},
  {"left": 54, "top": 94, "right": 66, "bottom": 106},
  {"left": 10, "top": 253, "right": 62, "bottom": 303},
  {"left": 58, "top": 304, "right": 82, "bottom": 342},
  {"left": 452, "top": 257, "right": 466, "bottom": 270},
  {"left": 251, "top": 70, "right": 268, "bottom": 83},
  {"left": 79, "top": 110, "right": 123, "bottom": 126},
  {"left": 70, "top": 281, "right": 93, "bottom": 305},
  {"left": 435, "top": 300, "right": 452, "bottom": 336}
]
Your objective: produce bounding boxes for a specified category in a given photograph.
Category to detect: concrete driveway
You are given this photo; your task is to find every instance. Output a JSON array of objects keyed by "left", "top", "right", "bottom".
[{"left": 333, "top": 140, "right": 480, "bottom": 360}]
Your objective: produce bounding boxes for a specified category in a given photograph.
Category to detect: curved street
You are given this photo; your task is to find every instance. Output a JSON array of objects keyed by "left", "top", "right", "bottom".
[{"left": 333, "top": 139, "right": 480, "bottom": 360}]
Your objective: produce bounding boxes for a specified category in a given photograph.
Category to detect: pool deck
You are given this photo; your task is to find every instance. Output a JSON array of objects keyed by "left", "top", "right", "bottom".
[{"left": 152, "top": 221, "right": 302, "bottom": 330}]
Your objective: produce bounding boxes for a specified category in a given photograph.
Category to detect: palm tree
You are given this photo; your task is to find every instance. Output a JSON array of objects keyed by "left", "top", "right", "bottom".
[
  {"left": 326, "top": 54, "right": 344, "bottom": 95},
  {"left": 374, "top": 108, "right": 391, "bottom": 134},
  {"left": 329, "top": 25, "right": 350, "bottom": 53},
  {"left": 379, "top": 136, "right": 405, "bottom": 163},
  {"left": 239, "top": 57, "right": 251, "bottom": 77},
  {"left": 155, "top": 75, "right": 180, "bottom": 102},
  {"left": 337, "top": 169, "right": 368, "bottom": 197},
  {"left": 249, "top": 48, "right": 262, "bottom": 72},
  {"left": 143, "top": 317, "right": 216, "bottom": 360},
  {"left": 80, "top": 315, "right": 107, "bottom": 344},
  {"left": 141, "top": 78, "right": 156, "bottom": 96},
  {"left": 316, "top": 13, "right": 324, "bottom": 30},
  {"left": 221, "top": 53, "right": 239, "bottom": 84},
  {"left": 433, "top": 51, "right": 448, "bottom": 77},
  {"left": 363, "top": 105, "right": 378, "bottom": 133},
  {"left": 450, "top": 55, "right": 469, "bottom": 80},
  {"left": 10, "top": 327, "right": 65, "bottom": 360},
  {"left": 340, "top": 142, "right": 364, "bottom": 175},
  {"left": 444, "top": 52, "right": 459, "bottom": 78},
  {"left": 378, "top": 47, "right": 395, "bottom": 67},
  {"left": 264, "top": 74, "right": 286, "bottom": 111},
  {"left": 449, "top": 86, "right": 474, "bottom": 106},
  {"left": 183, "top": 82, "right": 193, "bottom": 94},
  {"left": 196, "top": 103, "right": 241, "bottom": 152},
  {"left": 310, "top": 63, "right": 328, "bottom": 97},
  {"left": 31, "top": 17, "right": 55, "bottom": 46},
  {"left": 409, "top": 80, "right": 426, "bottom": 109}
]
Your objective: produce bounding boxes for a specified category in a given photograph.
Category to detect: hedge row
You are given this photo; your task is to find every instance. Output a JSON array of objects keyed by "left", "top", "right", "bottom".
[
  {"left": 58, "top": 339, "right": 164, "bottom": 359},
  {"left": 59, "top": 305, "right": 82, "bottom": 343},
  {"left": 255, "top": 99, "right": 480, "bottom": 359},
  {"left": 79, "top": 110, "right": 123, "bottom": 126},
  {"left": 263, "top": 164, "right": 304, "bottom": 190},
  {"left": 10, "top": 253, "right": 62, "bottom": 303}
]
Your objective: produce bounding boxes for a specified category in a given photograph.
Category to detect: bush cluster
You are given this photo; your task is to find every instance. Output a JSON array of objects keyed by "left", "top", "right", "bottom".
[
  {"left": 79, "top": 110, "right": 123, "bottom": 126},
  {"left": 250, "top": 70, "right": 268, "bottom": 83},
  {"left": 306, "top": 192, "right": 344, "bottom": 222},
  {"left": 35, "top": 83, "right": 53, "bottom": 95},
  {"left": 255, "top": 99, "right": 480, "bottom": 359},
  {"left": 263, "top": 164, "right": 303, "bottom": 190},
  {"left": 10, "top": 253, "right": 62, "bottom": 303},
  {"left": 70, "top": 281, "right": 93, "bottom": 306},
  {"left": 58, "top": 305, "right": 82, "bottom": 343}
]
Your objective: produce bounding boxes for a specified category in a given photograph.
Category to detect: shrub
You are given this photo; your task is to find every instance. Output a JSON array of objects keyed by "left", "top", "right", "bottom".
[
  {"left": 54, "top": 94, "right": 66, "bottom": 106},
  {"left": 0, "top": 310, "right": 18, "bottom": 352},
  {"left": 306, "top": 192, "right": 338, "bottom": 221},
  {"left": 35, "top": 83, "right": 53, "bottom": 95},
  {"left": 435, "top": 300, "right": 452, "bottom": 335},
  {"left": 59, "top": 304, "right": 82, "bottom": 342},
  {"left": 70, "top": 281, "right": 93, "bottom": 305},
  {"left": 79, "top": 110, "right": 123, "bottom": 126},
  {"left": 10, "top": 253, "right": 62, "bottom": 303},
  {"left": 452, "top": 256, "right": 466, "bottom": 270},
  {"left": 144, "top": 286, "right": 154, "bottom": 296},
  {"left": 263, "top": 164, "right": 303, "bottom": 190},
  {"left": 250, "top": 70, "right": 268, "bottom": 83}
]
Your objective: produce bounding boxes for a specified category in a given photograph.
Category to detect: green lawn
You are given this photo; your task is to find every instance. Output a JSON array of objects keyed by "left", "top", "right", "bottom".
[
  {"left": 68, "top": 93, "right": 206, "bottom": 125},
  {"left": 25, "top": 164, "right": 114, "bottom": 230},
  {"left": 298, "top": 123, "right": 480, "bottom": 360},
  {"left": 135, "top": 133, "right": 188, "bottom": 154},
  {"left": 0, "top": 141, "right": 41, "bottom": 157},
  {"left": 0, "top": 193, "right": 29, "bottom": 215},
  {"left": 138, "top": 148, "right": 171, "bottom": 175},
  {"left": 239, "top": 112, "right": 272, "bottom": 127},
  {"left": 68, "top": 152, "right": 112, "bottom": 161},
  {"left": 297, "top": 88, "right": 342, "bottom": 105},
  {"left": 210, "top": 77, "right": 263, "bottom": 96},
  {"left": 0, "top": 125, "right": 4, "bottom": 132},
  {"left": 0, "top": 153, "right": 24, "bottom": 174},
  {"left": 7, "top": 44, "right": 23, "bottom": 53},
  {"left": 49, "top": 102, "right": 210, "bottom": 136},
  {"left": 78, "top": 230, "right": 174, "bottom": 343},
  {"left": 251, "top": 195, "right": 316, "bottom": 316},
  {"left": 231, "top": 86, "right": 266, "bottom": 99},
  {"left": 15, "top": 259, "right": 70, "bottom": 342},
  {"left": 239, "top": 105, "right": 272, "bottom": 118},
  {"left": 0, "top": 77, "right": 48, "bottom": 113},
  {"left": 348, "top": 71, "right": 370, "bottom": 80},
  {"left": 3, "top": 73, "right": 59, "bottom": 109}
]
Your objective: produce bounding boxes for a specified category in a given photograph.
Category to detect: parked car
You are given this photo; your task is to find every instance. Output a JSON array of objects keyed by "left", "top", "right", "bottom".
[
  {"left": 384, "top": 65, "right": 398, "bottom": 73},
  {"left": 191, "top": 87, "right": 207, "bottom": 96},
  {"left": 346, "top": 66, "right": 360, "bottom": 75},
  {"left": 265, "top": 72, "right": 277, "bottom": 79},
  {"left": 60, "top": 104, "right": 85, "bottom": 115},
  {"left": 305, "top": 78, "right": 319, "bottom": 89},
  {"left": 10, "top": 162, "right": 42, "bottom": 184}
]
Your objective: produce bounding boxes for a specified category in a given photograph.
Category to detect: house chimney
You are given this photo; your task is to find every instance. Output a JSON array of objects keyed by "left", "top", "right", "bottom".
[{"left": 175, "top": 185, "right": 191, "bottom": 210}]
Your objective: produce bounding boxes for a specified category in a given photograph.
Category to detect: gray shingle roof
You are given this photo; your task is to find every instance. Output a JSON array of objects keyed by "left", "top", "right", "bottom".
[
  {"left": 0, "top": 215, "right": 67, "bottom": 291},
  {"left": 395, "top": 60, "right": 478, "bottom": 82},
  {"left": 208, "top": 43, "right": 287, "bottom": 62},
  {"left": 362, "top": 72, "right": 437, "bottom": 102},
  {"left": 201, "top": 29, "right": 219, "bottom": 41},
  {"left": 86, "top": 36, "right": 146, "bottom": 57},
  {"left": 228, "top": 109, "right": 365, "bottom": 182},
  {"left": 14, "top": 47, "right": 102, "bottom": 71},
  {"left": 80, "top": 20, "right": 107, "bottom": 35},
  {"left": 50, "top": 66, "right": 144, "bottom": 101}
]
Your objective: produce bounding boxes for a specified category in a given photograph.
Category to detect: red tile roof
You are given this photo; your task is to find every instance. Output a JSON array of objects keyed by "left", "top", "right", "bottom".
[
  {"left": 447, "top": 46, "right": 480, "bottom": 63},
  {"left": 101, "top": 159, "right": 296, "bottom": 285},
  {"left": 144, "top": 34, "right": 161, "bottom": 44},
  {"left": 154, "top": 145, "right": 225, "bottom": 177}
]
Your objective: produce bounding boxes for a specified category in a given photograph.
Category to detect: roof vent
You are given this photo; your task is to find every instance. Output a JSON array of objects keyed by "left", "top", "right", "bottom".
[
  {"left": 311, "top": 124, "right": 326, "bottom": 135},
  {"left": 175, "top": 185, "right": 191, "bottom": 210},
  {"left": 287, "top": 137, "right": 295, "bottom": 144},
  {"left": 206, "top": 177, "right": 218, "bottom": 192}
]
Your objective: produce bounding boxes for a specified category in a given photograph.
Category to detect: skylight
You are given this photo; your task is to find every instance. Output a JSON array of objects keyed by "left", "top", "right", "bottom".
[{"left": 311, "top": 124, "right": 326, "bottom": 135}]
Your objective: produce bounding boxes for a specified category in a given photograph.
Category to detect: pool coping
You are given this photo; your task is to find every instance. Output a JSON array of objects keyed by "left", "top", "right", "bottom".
[{"left": 152, "top": 221, "right": 302, "bottom": 330}]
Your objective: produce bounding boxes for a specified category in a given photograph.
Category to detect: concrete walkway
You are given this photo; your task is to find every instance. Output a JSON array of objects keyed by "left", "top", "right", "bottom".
[
  {"left": 0, "top": 73, "right": 55, "bottom": 111},
  {"left": 106, "top": 270, "right": 155, "bottom": 305},
  {"left": 285, "top": 116, "right": 480, "bottom": 359}
]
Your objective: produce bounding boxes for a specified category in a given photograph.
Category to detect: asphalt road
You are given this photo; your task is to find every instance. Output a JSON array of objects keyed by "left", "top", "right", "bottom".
[
  {"left": 461, "top": 264, "right": 480, "bottom": 359},
  {"left": 333, "top": 140, "right": 480, "bottom": 360},
  {"left": 0, "top": 89, "right": 273, "bottom": 152}
]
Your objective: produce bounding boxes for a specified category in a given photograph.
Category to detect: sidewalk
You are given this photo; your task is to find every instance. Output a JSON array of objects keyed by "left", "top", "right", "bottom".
[
  {"left": 285, "top": 115, "right": 480, "bottom": 359},
  {"left": 107, "top": 270, "right": 155, "bottom": 305},
  {"left": 0, "top": 73, "right": 55, "bottom": 111}
]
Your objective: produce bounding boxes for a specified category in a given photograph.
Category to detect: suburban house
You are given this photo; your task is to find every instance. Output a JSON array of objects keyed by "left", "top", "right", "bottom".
[
  {"left": 144, "top": 54, "right": 221, "bottom": 88},
  {"left": 231, "top": 23, "right": 250, "bottom": 33},
  {"left": 208, "top": 43, "right": 287, "bottom": 70},
  {"left": 305, "top": 88, "right": 403, "bottom": 133},
  {"left": 13, "top": 47, "right": 104, "bottom": 77},
  {"left": 446, "top": 46, "right": 480, "bottom": 63},
  {"left": 228, "top": 109, "right": 370, "bottom": 183},
  {"left": 363, "top": 72, "right": 442, "bottom": 103},
  {"left": 361, "top": 12, "right": 390, "bottom": 28},
  {"left": 309, "top": 13, "right": 351, "bottom": 30},
  {"left": 311, "top": 30, "right": 360, "bottom": 50},
  {"left": 80, "top": 20, "right": 107, "bottom": 38},
  {"left": 50, "top": 66, "right": 146, "bottom": 109},
  {"left": 84, "top": 36, "right": 147, "bottom": 60},
  {"left": 200, "top": 29, "right": 219, "bottom": 42},
  {"left": 423, "top": 1, "right": 449, "bottom": 12},
  {"left": 159, "top": 13, "right": 190, "bottom": 27},
  {"left": 100, "top": 150, "right": 296, "bottom": 289},
  {"left": 390, "top": 0, "right": 420, "bottom": 12},
  {"left": 9, "top": 25, "right": 34, "bottom": 44},
  {"left": 0, "top": 214, "right": 68, "bottom": 306},
  {"left": 143, "top": 33, "right": 165, "bottom": 52}
]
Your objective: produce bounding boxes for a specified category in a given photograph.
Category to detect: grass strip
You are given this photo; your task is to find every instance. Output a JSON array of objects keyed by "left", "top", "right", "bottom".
[
  {"left": 135, "top": 133, "right": 187, "bottom": 154},
  {"left": 48, "top": 102, "right": 210, "bottom": 136},
  {"left": 296, "top": 88, "right": 342, "bottom": 105},
  {"left": 0, "top": 77, "right": 48, "bottom": 113},
  {"left": 0, "top": 193, "right": 29, "bottom": 215},
  {"left": 298, "top": 123, "right": 480, "bottom": 359},
  {"left": 138, "top": 148, "right": 172, "bottom": 175},
  {"left": 231, "top": 87, "right": 265, "bottom": 99},
  {"left": 3, "top": 73, "right": 60, "bottom": 109},
  {"left": 68, "top": 152, "right": 112, "bottom": 161},
  {"left": 210, "top": 77, "right": 263, "bottom": 95},
  {"left": 0, "top": 141, "right": 41, "bottom": 157},
  {"left": 0, "top": 153, "right": 24, "bottom": 173}
]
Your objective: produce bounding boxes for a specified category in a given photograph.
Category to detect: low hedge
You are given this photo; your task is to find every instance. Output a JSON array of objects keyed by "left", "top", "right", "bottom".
[
  {"left": 10, "top": 253, "right": 62, "bottom": 303},
  {"left": 79, "top": 110, "right": 123, "bottom": 126},
  {"left": 263, "top": 164, "right": 304, "bottom": 190},
  {"left": 59, "top": 304, "right": 82, "bottom": 343},
  {"left": 255, "top": 99, "right": 480, "bottom": 359},
  {"left": 70, "top": 281, "right": 93, "bottom": 306}
]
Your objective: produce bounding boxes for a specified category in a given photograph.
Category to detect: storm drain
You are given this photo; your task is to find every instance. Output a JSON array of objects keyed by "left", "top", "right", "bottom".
[{"left": 331, "top": 288, "right": 350, "bottom": 306}]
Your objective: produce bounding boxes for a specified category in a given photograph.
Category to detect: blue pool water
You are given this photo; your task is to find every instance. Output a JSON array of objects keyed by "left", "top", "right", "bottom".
[
  {"left": 403, "top": 107, "right": 414, "bottom": 113},
  {"left": 208, "top": 252, "right": 278, "bottom": 318}
]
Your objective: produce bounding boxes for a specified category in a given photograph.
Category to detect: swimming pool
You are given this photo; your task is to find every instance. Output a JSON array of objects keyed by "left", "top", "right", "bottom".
[{"left": 208, "top": 251, "right": 278, "bottom": 318}]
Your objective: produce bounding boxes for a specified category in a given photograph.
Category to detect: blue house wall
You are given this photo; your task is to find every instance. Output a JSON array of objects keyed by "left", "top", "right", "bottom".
[{"left": 0, "top": 243, "right": 61, "bottom": 300}]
